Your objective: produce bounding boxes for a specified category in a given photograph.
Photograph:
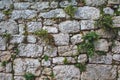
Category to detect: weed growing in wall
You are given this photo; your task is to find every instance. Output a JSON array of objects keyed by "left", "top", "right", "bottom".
[
  {"left": 1, "top": 61, "right": 8, "bottom": 67},
  {"left": 75, "top": 63, "right": 86, "bottom": 72},
  {"left": 24, "top": 72, "right": 35, "bottom": 80}
]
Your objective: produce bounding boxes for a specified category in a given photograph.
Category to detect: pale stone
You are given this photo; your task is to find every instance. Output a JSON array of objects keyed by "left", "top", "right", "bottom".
[
  {"left": 113, "top": 54, "right": 120, "bottom": 61},
  {"left": 43, "top": 19, "right": 55, "bottom": 26},
  {"left": 0, "top": 62, "right": 12, "bottom": 72},
  {"left": 112, "top": 41, "right": 120, "bottom": 53},
  {"left": 14, "top": 2, "right": 31, "bottom": 9},
  {"left": 50, "top": 1, "right": 58, "bottom": 8},
  {"left": 103, "top": 7, "right": 114, "bottom": 15},
  {"left": 60, "top": 0, "right": 77, "bottom": 7},
  {"left": 85, "top": 0, "right": 107, "bottom": 6},
  {"left": 42, "top": 68, "right": 52, "bottom": 75},
  {"left": 71, "top": 34, "right": 83, "bottom": 44},
  {"left": 14, "top": 76, "right": 25, "bottom": 80},
  {"left": 41, "top": 59, "right": 51, "bottom": 67},
  {"left": 27, "top": 35, "right": 36, "bottom": 43},
  {"left": 0, "top": 73, "right": 12, "bottom": 80},
  {"left": 43, "top": 26, "right": 58, "bottom": 33},
  {"left": 0, "top": 37, "right": 6, "bottom": 50},
  {"left": 113, "top": 16, "right": 120, "bottom": 28},
  {"left": 0, "top": 12, "right": 5, "bottom": 21},
  {"left": 0, "top": 51, "right": 11, "bottom": 61},
  {"left": 78, "top": 54, "right": 87, "bottom": 63}
]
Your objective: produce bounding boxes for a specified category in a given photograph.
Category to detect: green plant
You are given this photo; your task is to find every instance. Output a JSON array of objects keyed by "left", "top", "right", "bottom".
[
  {"left": 50, "top": 72, "right": 55, "bottom": 78},
  {"left": 2, "top": 33, "right": 11, "bottom": 38},
  {"left": 43, "top": 55, "right": 49, "bottom": 61},
  {"left": 77, "top": 32, "right": 99, "bottom": 57},
  {"left": 24, "top": 72, "right": 35, "bottom": 80},
  {"left": 1, "top": 61, "right": 8, "bottom": 67},
  {"left": 64, "top": 5, "right": 77, "bottom": 18},
  {"left": 3, "top": 10, "right": 12, "bottom": 15},
  {"left": 75, "top": 63, "right": 86, "bottom": 72},
  {"left": 63, "top": 57, "right": 68, "bottom": 64}
]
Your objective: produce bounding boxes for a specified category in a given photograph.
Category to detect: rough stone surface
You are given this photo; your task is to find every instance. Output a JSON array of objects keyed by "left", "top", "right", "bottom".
[
  {"left": 113, "top": 16, "right": 120, "bottom": 28},
  {"left": 0, "top": 73, "right": 12, "bottom": 80},
  {"left": 59, "top": 20, "right": 80, "bottom": 33},
  {"left": 10, "top": 35, "right": 24, "bottom": 44},
  {"left": 27, "top": 35, "right": 36, "bottom": 43},
  {"left": 59, "top": 0, "right": 77, "bottom": 7},
  {"left": 43, "top": 26, "right": 58, "bottom": 33},
  {"left": 81, "top": 64, "right": 117, "bottom": 80},
  {"left": 0, "top": 37, "right": 6, "bottom": 50},
  {"left": 74, "top": 6, "right": 100, "bottom": 19},
  {"left": 18, "top": 44, "right": 43, "bottom": 57},
  {"left": 85, "top": 0, "right": 107, "bottom": 6},
  {"left": 0, "top": 12, "right": 5, "bottom": 21},
  {"left": 71, "top": 34, "right": 83, "bottom": 44},
  {"left": 113, "top": 54, "right": 120, "bottom": 61},
  {"left": 103, "top": 7, "right": 114, "bottom": 15},
  {"left": 112, "top": 41, "right": 120, "bottom": 53},
  {"left": 53, "top": 65, "right": 80, "bottom": 80},
  {"left": 14, "top": 2, "right": 30, "bottom": 9},
  {"left": 78, "top": 54, "right": 87, "bottom": 63}
]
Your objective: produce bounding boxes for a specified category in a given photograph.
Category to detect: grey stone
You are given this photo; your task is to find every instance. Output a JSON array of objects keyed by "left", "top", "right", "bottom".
[
  {"left": 0, "top": 37, "right": 6, "bottom": 50},
  {"left": 0, "top": 62, "right": 12, "bottom": 72},
  {"left": 14, "top": 76, "right": 25, "bottom": 80},
  {"left": 113, "top": 16, "right": 120, "bottom": 28},
  {"left": 43, "top": 19, "right": 55, "bottom": 26},
  {"left": 80, "top": 20, "right": 96, "bottom": 30},
  {"left": 74, "top": 6, "right": 100, "bottom": 20},
  {"left": 50, "top": 1, "right": 58, "bottom": 8},
  {"left": 78, "top": 54, "right": 87, "bottom": 63},
  {"left": 53, "top": 33, "right": 69, "bottom": 46},
  {"left": 53, "top": 57, "right": 76, "bottom": 64},
  {"left": 108, "top": 0, "right": 120, "bottom": 4},
  {"left": 10, "top": 35, "right": 25, "bottom": 44},
  {"left": 0, "top": 0, "right": 13, "bottom": 9},
  {"left": 85, "top": 0, "right": 107, "bottom": 6},
  {"left": 89, "top": 53, "right": 112, "bottom": 64},
  {"left": 27, "top": 35, "right": 36, "bottom": 43},
  {"left": 60, "top": 0, "right": 77, "bottom": 7},
  {"left": 0, "top": 51, "right": 11, "bottom": 61},
  {"left": 0, "top": 1, "right": 4, "bottom": 9},
  {"left": 41, "top": 59, "right": 51, "bottom": 67},
  {"left": 53, "top": 65, "right": 80, "bottom": 80},
  {"left": 103, "top": 7, "right": 114, "bottom": 15},
  {"left": 112, "top": 41, "right": 120, "bottom": 53},
  {"left": 11, "top": 10, "right": 37, "bottom": 20},
  {"left": 18, "top": 44, "right": 43, "bottom": 57},
  {"left": 44, "top": 45, "right": 57, "bottom": 57},
  {"left": 0, "top": 73, "right": 12, "bottom": 80},
  {"left": 19, "top": 24, "right": 25, "bottom": 35},
  {"left": 71, "top": 34, "right": 83, "bottom": 44},
  {"left": 81, "top": 64, "right": 117, "bottom": 80},
  {"left": 43, "top": 26, "right": 58, "bottom": 33},
  {"left": 14, "top": 2, "right": 31, "bottom": 9},
  {"left": 0, "top": 20, "right": 18, "bottom": 35},
  {"left": 94, "top": 39, "right": 109, "bottom": 52},
  {"left": 58, "top": 45, "right": 78, "bottom": 56},
  {"left": 0, "top": 12, "right": 5, "bottom": 21},
  {"left": 13, "top": 58, "right": 41, "bottom": 76},
  {"left": 59, "top": 20, "right": 80, "bottom": 33},
  {"left": 113, "top": 54, "right": 120, "bottom": 61},
  {"left": 39, "top": 9, "right": 68, "bottom": 18},
  {"left": 42, "top": 68, "right": 52, "bottom": 75},
  {"left": 27, "top": 22, "right": 42, "bottom": 33}
]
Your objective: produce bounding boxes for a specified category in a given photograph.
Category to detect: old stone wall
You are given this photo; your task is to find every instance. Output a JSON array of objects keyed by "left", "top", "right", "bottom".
[{"left": 0, "top": 0, "right": 120, "bottom": 80}]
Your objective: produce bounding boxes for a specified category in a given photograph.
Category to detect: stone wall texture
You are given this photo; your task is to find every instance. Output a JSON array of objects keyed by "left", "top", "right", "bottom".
[{"left": 0, "top": 0, "right": 120, "bottom": 80}]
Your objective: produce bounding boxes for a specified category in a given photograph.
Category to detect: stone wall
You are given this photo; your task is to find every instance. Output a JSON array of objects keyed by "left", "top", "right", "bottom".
[{"left": 0, "top": 0, "right": 120, "bottom": 80}]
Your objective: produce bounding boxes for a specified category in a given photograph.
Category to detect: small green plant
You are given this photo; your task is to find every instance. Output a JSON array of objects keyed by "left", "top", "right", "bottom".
[
  {"left": 2, "top": 33, "right": 11, "bottom": 38},
  {"left": 1, "top": 61, "right": 8, "bottom": 67},
  {"left": 24, "top": 72, "right": 35, "bottom": 80},
  {"left": 63, "top": 57, "right": 68, "bottom": 64},
  {"left": 50, "top": 72, "right": 55, "bottom": 78},
  {"left": 77, "top": 32, "right": 99, "bottom": 57},
  {"left": 3, "top": 10, "right": 12, "bottom": 15},
  {"left": 43, "top": 55, "right": 49, "bottom": 61},
  {"left": 75, "top": 63, "right": 86, "bottom": 72},
  {"left": 64, "top": 5, "right": 77, "bottom": 18}
]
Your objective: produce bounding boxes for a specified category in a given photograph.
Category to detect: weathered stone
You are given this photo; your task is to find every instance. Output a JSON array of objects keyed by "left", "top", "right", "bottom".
[
  {"left": 0, "top": 12, "right": 5, "bottom": 21},
  {"left": 0, "top": 0, "right": 13, "bottom": 9},
  {"left": 43, "top": 26, "right": 58, "bottom": 33},
  {"left": 53, "top": 65, "right": 80, "bottom": 80},
  {"left": 60, "top": 0, "right": 77, "bottom": 7},
  {"left": 0, "top": 20, "right": 18, "bottom": 35},
  {"left": 13, "top": 58, "right": 41, "bottom": 76},
  {"left": 71, "top": 34, "right": 83, "bottom": 44},
  {"left": 0, "top": 51, "right": 11, "bottom": 61},
  {"left": 42, "top": 68, "right": 52, "bottom": 75},
  {"left": 10, "top": 35, "right": 25, "bottom": 44},
  {"left": 0, "top": 62, "right": 12, "bottom": 72},
  {"left": 112, "top": 41, "right": 120, "bottom": 53},
  {"left": 58, "top": 45, "right": 78, "bottom": 56},
  {"left": 80, "top": 20, "right": 96, "bottom": 30},
  {"left": 43, "top": 19, "right": 55, "bottom": 26},
  {"left": 39, "top": 9, "right": 68, "bottom": 18},
  {"left": 74, "top": 6, "right": 100, "bottom": 20},
  {"left": 11, "top": 10, "right": 37, "bottom": 19},
  {"left": 14, "top": 76, "right": 25, "bottom": 80},
  {"left": 14, "top": 2, "right": 30, "bottom": 9},
  {"left": 53, "top": 57, "right": 76, "bottom": 64},
  {"left": 0, "top": 73, "right": 12, "bottom": 80},
  {"left": 113, "top": 54, "right": 120, "bottom": 61},
  {"left": 27, "top": 22, "right": 42, "bottom": 32},
  {"left": 113, "top": 16, "right": 120, "bottom": 28},
  {"left": 27, "top": 35, "right": 36, "bottom": 43},
  {"left": 108, "top": 0, "right": 120, "bottom": 4},
  {"left": 89, "top": 53, "right": 112, "bottom": 64},
  {"left": 44, "top": 45, "right": 57, "bottom": 57},
  {"left": 50, "top": 1, "right": 58, "bottom": 8},
  {"left": 103, "top": 7, "right": 114, "bottom": 15},
  {"left": 0, "top": 1, "right": 4, "bottom": 9},
  {"left": 94, "top": 39, "right": 109, "bottom": 52},
  {"left": 41, "top": 59, "right": 51, "bottom": 67},
  {"left": 53, "top": 33, "right": 69, "bottom": 46},
  {"left": 78, "top": 54, "right": 87, "bottom": 63},
  {"left": 81, "top": 64, "right": 117, "bottom": 80},
  {"left": 85, "top": 0, "right": 107, "bottom": 6},
  {"left": 19, "top": 24, "right": 25, "bottom": 35},
  {"left": 59, "top": 20, "right": 80, "bottom": 33},
  {"left": 18, "top": 44, "right": 43, "bottom": 57},
  {"left": 0, "top": 37, "right": 6, "bottom": 50}
]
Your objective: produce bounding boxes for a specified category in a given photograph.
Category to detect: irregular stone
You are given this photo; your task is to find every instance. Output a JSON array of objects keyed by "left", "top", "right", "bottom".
[
  {"left": 0, "top": 62, "right": 12, "bottom": 72},
  {"left": 18, "top": 44, "right": 43, "bottom": 57},
  {"left": 43, "top": 26, "right": 58, "bottom": 33},
  {"left": 27, "top": 35, "right": 36, "bottom": 43},
  {"left": 39, "top": 9, "right": 67, "bottom": 18},
  {"left": 0, "top": 20, "right": 18, "bottom": 35},
  {"left": 113, "top": 16, "right": 120, "bottom": 28},
  {"left": 0, "top": 12, "right": 5, "bottom": 21},
  {"left": 13, "top": 58, "right": 41, "bottom": 76},
  {"left": 11, "top": 10, "right": 37, "bottom": 20},
  {"left": 43, "top": 19, "right": 55, "bottom": 26},
  {"left": 53, "top": 65, "right": 80, "bottom": 80},
  {"left": 80, "top": 20, "right": 96, "bottom": 30},
  {"left": 42, "top": 68, "right": 52, "bottom": 75},
  {"left": 10, "top": 35, "right": 25, "bottom": 44},
  {"left": 0, "top": 0, "right": 13, "bottom": 9},
  {"left": 50, "top": 1, "right": 58, "bottom": 8},
  {"left": 112, "top": 41, "right": 120, "bottom": 53},
  {"left": 85, "top": 0, "right": 107, "bottom": 6},
  {"left": 113, "top": 54, "right": 120, "bottom": 61},
  {"left": 60, "top": 0, "right": 77, "bottom": 7},
  {"left": 14, "top": 76, "right": 25, "bottom": 80},
  {"left": 53, "top": 33, "right": 69, "bottom": 46},
  {"left": 0, "top": 51, "right": 11, "bottom": 62},
  {"left": 31, "top": 2, "right": 49, "bottom": 11},
  {"left": 59, "top": 20, "right": 80, "bottom": 33},
  {"left": 53, "top": 57, "right": 76, "bottom": 64},
  {"left": 81, "top": 64, "right": 117, "bottom": 80},
  {"left": 0, "top": 37, "right": 6, "bottom": 50},
  {"left": 94, "top": 39, "right": 109, "bottom": 52},
  {"left": 74, "top": 6, "right": 100, "bottom": 20},
  {"left": 44, "top": 45, "right": 57, "bottom": 57},
  {"left": 41, "top": 59, "right": 51, "bottom": 67},
  {"left": 103, "top": 7, "right": 114, "bottom": 15},
  {"left": 58, "top": 45, "right": 77, "bottom": 56},
  {"left": 0, "top": 73, "right": 12, "bottom": 80},
  {"left": 108, "top": 0, "right": 120, "bottom": 4},
  {"left": 0, "top": 1, "right": 4, "bottom": 9},
  {"left": 71, "top": 34, "right": 83, "bottom": 44},
  {"left": 19, "top": 24, "right": 25, "bottom": 35},
  {"left": 89, "top": 53, "right": 112, "bottom": 64},
  {"left": 78, "top": 54, "right": 87, "bottom": 63},
  {"left": 14, "top": 2, "right": 31, "bottom": 9},
  {"left": 27, "top": 22, "right": 42, "bottom": 32}
]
